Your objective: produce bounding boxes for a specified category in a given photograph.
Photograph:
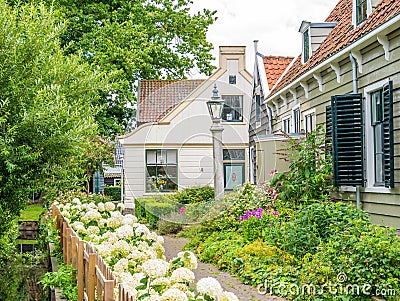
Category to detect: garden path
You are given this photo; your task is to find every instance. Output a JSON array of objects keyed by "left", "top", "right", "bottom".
[{"left": 163, "top": 235, "right": 287, "bottom": 301}]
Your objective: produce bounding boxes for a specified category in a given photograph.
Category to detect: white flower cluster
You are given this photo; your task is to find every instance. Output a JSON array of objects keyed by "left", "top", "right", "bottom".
[{"left": 55, "top": 195, "right": 239, "bottom": 301}]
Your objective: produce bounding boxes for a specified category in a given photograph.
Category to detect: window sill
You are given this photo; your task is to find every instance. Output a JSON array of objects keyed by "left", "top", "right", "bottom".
[{"left": 339, "top": 186, "right": 391, "bottom": 194}]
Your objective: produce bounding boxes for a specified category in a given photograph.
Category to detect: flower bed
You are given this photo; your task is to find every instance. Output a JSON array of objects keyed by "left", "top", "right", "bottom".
[{"left": 55, "top": 195, "right": 239, "bottom": 301}]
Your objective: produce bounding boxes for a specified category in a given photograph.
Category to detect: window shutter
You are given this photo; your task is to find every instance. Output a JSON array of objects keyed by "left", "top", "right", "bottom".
[
  {"left": 331, "top": 94, "right": 364, "bottom": 186},
  {"left": 383, "top": 81, "right": 394, "bottom": 188}
]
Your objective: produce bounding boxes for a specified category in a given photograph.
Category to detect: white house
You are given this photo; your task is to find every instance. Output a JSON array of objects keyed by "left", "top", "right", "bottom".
[{"left": 120, "top": 46, "right": 253, "bottom": 207}]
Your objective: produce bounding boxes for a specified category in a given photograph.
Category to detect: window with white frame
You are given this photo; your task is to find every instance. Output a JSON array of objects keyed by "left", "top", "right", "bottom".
[
  {"left": 303, "top": 109, "right": 316, "bottom": 133},
  {"left": 364, "top": 80, "right": 394, "bottom": 189},
  {"left": 146, "top": 149, "right": 178, "bottom": 192},
  {"left": 222, "top": 95, "right": 243, "bottom": 122},
  {"left": 353, "top": 0, "right": 373, "bottom": 27},
  {"left": 303, "top": 29, "right": 310, "bottom": 63},
  {"left": 282, "top": 116, "right": 291, "bottom": 133},
  {"left": 292, "top": 105, "right": 301, "bottom": 133}
]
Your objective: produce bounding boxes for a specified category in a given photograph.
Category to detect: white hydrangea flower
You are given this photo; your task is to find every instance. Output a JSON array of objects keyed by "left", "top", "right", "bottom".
[
  {"left": 141, "top": 259, "right": 170, "bottom": 278},
  {"left": 82, "top": 210, "right": 102, "bottom": 223},
  {"left": 160, "top": 288, "right": 188, "bottom": 301},
  {"left": 170, "top": 267, "right": 195, "bottom": 284},
  {"left": 117, "top": 202, "right": 125, "bottom": 210},
  {"left": 72, "top": 221, "right": 85, "bottom": 229},
  {"left": 114, "top": 258, "right": 129, "bottom": 274},
  {"left": 196, "top": 277, "right": 223, "bottom": 298},
  {"left": 111, "top": 240, "right": 132, "bottom": 257},
  {"left": 220, "top": 291, "right": 240, "bottom": 301},
  {"left": 72, "top": 198, "right": 81, "bottom": 205},
  {"left": 97, "top": 202, "right": 105, "bottom": 212},
  {"left": 88, "top": 202, "right": 97, "bottom": 209},
  {"left": 87, "top": 225, "right": 100, "bottom": 236},
  {"left": 124, "top": 214, "right": 138, "bottom": 223},
  {"left": 102, "top": 231, "right": 119, "bottom": 243},
  {"left": 62, "top": 211, "right": 71, "bottom": 218},
  {"left": 107, "top": 217, "right": 123, "bottom": 229},
  {"left": 97, "top": 242, "right": 112, "bottom": 258},
  {"left": 105, "top": 201, "right": 115, "bottom": 211},
  {"left": 115, "top": 225, "right": 134, "bottom": 239},
  {"left": 177, "top": 251, "right": 198, "bottom": 270},
  {"left": 151, "top": 277, "right": 171, "bottom": 287},
  {"left": 135, "top": 224, "right": 150, "bottom": 237},
  {"left": 131, "top": 272, "right": 146, "bottom": 288},
  {"left": 98, "top": 218, "right": 107, "bottom": 228},
  {"left": 122, "top": 215, "right": 137, "bottom": 226}
]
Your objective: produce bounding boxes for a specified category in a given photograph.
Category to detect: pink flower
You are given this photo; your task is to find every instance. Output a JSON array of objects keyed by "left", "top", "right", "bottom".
[
  {"left": 179, "top": 207, "right": 185, "bottom": 214},
  {"left": 270, "top": 169, "right": 278, "bottom": 176}
]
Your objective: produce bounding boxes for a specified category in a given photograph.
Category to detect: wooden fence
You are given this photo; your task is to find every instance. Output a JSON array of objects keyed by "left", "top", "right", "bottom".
[{"left": 52, "top": 205, "right": 134, "bottom": 301}]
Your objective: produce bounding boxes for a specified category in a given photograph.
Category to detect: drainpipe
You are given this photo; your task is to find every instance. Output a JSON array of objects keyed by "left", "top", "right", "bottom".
[
  {"left": 266, "top": 105, "right": 273, "bottom": 134},
  {"left": 349, "top": 53, "right": 361, "bottom": 210}
]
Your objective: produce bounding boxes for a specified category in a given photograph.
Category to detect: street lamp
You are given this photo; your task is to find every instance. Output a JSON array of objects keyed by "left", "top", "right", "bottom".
[{"left": 207, "top": 84, "right": 225, "bottom": 200}]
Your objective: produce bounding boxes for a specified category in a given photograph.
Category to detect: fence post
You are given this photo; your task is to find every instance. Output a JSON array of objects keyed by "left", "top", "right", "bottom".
[
  {"left": 77, "top": 240, "right": 84, "bottom": 301},
  {"left": 87, "top": 253, "right": 96, "bottom": 301},
  {"left": 62, "top": 222, "right": 67, "bottom": 265}
]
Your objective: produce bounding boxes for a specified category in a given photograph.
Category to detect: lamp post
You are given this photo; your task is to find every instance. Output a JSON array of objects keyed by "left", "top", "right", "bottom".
[{"left": 207, "top": 84, "right": 225, "bottom": 200}]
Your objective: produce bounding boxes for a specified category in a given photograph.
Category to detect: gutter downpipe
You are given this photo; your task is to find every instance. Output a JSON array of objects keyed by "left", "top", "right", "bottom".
[
  {"left": 266, "top": 105, "right": 273, "bottom": 134},
  {"left": 350, "top": 53, "right": 361, "bottom": 210}
]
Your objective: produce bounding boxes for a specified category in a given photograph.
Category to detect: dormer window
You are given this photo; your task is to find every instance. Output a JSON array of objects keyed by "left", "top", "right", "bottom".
[
  {"left": 353, "top": 0, "right": 375, "bottom": 27},
  {"left": 299, "top": 21, "right": 311, "bottom": 64},
  {"left": 299, "top": 21, "right": 336, "bottom": 64},
  {"left": 303, "top": 29, "right": 310, "bottom": 63},
  {"left": 356, "top": 0, "right": 367, "bottom": 25}
]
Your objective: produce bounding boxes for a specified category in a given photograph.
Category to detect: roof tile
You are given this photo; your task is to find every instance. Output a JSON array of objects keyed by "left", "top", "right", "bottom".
[
  {"left": 270, "top": 0, "right": 400, "bottom": 96},
  {"left": 137, "top": 79, "right": 204, "bottom": 124},
  {"left": 263, "top": 56, "right": 294, "bottom": 90}
]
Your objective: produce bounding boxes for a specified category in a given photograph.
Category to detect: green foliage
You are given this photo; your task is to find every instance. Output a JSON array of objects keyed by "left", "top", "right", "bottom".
[
  {"left": 271, "top": 126, "right": 333, "bottom": 205},
  {"left": 157, "top": 219, "right": 182, "bottom": 235},
  {"left": 41, "top": 264, "right": 78, "bottom": 300},
  {"left": 135, "top": 197, "right": 177, "bottom": 229},
  {"left": 200, "top": 183, "right": 275, "bottom": 233},
  {"left": 16, "top": 0, "right": 218, "bottom": 134},
  {"left": 263, "top": 202, "right": 370, "bottom": 258},
  {"left": 104, "top": 185, "right": 121, "bottom": 202},
  {"left": 0, "top": 222, "right": 48, "bottom": 301},
  {"left": 0, "top": 0, "right": 110, "bottom": 237},
  {"left": 189, "top": 197, "right": 400, "bottom": 300},
  {"left": 19, "top": 204, "right": 45, "bottom": 221},
  {"left": 168, "top": 185, "right": 214, "bottom": 204}
]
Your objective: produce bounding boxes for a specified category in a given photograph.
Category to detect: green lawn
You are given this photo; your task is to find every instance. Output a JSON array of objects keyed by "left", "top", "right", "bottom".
[{"left": 19, "top": 204, "right": 45, "bottom": 221}]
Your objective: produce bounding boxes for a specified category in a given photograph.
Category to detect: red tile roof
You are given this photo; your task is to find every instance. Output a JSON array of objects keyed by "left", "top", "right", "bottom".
[
  {"left": 263, "top": 56, "right": 294, "bottom": 90},
  {"left": 270, "top": 0, "right": 400, "bottom": 96},
  {"left": 137, "top": 79, "right": 204, "bottom": 124}
]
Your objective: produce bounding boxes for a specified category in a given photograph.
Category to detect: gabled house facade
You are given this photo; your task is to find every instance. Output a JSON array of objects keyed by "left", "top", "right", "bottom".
[
  {"left": 249, "top": 40, "right": 293, "bottom": 183},
  {"left": 120, "top": 46, "right": 253, "bottom": 208},
  {"left": 253, "top": 0, "right": 400, "bottom": 228}
]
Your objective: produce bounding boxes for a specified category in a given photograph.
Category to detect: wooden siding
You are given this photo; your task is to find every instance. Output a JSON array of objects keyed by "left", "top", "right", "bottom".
[{"left": 268, "top": 27, "right": 400, "bottom": 228}]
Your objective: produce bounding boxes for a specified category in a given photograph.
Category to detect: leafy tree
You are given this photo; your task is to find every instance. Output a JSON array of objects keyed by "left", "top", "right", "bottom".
[
  {"left": 0, "top": 1, "right": 110, "bottom": 236},
  {"left": 23, "top": 0, "right": 217, "bottom": 134}
]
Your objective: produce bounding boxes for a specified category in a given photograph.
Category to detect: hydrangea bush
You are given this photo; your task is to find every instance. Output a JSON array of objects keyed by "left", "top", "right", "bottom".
[{"left": 55, "top": 195, "right": 239, "bottom": 301}]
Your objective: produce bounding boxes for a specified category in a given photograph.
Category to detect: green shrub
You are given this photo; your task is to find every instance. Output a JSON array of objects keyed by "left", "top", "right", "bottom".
[
  {"left": 168, "top": 185, "right": 214, "bottom": 204},
  {"left": 135, "top": 198, "right": 177, "bottom": 229},
  {"left": 104, "top": 185, "right": 121, "bottom": 202},
  {"left": 157, "top": 219, "right": 182, "bottom": 235},
  {"left": 262, "top": 201, "right": 369, "bottom": 258},
  {"left": 270, "top": 126, "right": 333, "bottom": 206}
]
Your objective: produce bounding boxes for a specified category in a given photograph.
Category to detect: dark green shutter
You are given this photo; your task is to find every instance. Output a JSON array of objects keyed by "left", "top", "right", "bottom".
[
  {"left": 331, "top": 94, "right": 364, "bottom": 186},
  {"left": 382, "top": 81, "right": 394, "bottom": 188}
]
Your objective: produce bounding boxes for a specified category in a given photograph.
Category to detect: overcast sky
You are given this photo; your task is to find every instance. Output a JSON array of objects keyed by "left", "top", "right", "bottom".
[{"left": 189, "top": 0, "right": 338, "bottom": 76}]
